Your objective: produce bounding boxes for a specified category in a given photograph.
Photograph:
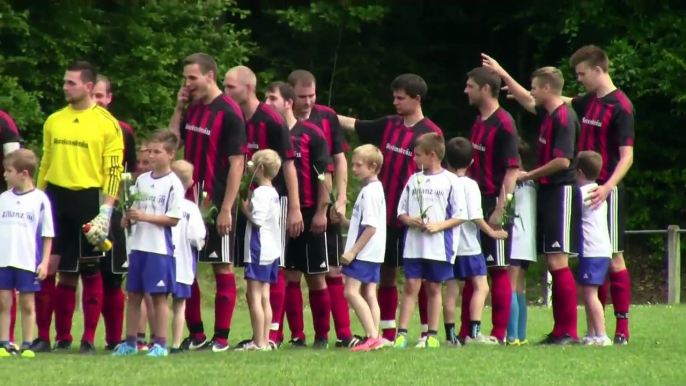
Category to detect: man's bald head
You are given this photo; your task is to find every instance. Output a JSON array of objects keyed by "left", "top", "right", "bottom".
[
  {"left": 226, "top": 66, "right": 256, "bottom": 87},
  {"left": 224, "top": 65, "right": 257, "bottom": 104}
]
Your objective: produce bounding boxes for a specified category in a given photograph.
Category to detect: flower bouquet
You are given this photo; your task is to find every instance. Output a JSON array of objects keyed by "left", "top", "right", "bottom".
[
  {"left": 499, "top": 193, "right": 520, "bottom": 230},
  {"left": 414, "top": 168, "right": 431, "bottom": 223},
  {"left": 194, "top": 182, "right": 218, "bottom": 225},
  {"left": 116, "top": 172, "right": 143, "bottom": 236},
  {"left": 239, "top": 160, "right": 260, "bottom": 202}
]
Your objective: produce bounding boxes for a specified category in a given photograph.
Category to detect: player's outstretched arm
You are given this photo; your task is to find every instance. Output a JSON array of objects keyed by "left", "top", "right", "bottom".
[
  {"left": 169, "top": 83, "right": 189, "bottom": 143},
  {"left": 482, "top": 53, "right": 535, "bottom": 114},
  {"left": 337, "top": 115, "right": 356, "bottom": 131}
]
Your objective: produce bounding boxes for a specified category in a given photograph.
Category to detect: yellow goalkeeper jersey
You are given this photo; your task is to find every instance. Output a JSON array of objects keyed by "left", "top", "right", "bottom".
[{"left": 37, "top": 103, "right": 124, "bottom": 197}]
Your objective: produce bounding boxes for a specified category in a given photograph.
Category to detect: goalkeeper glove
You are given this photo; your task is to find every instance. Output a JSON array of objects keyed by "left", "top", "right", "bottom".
[{"left": 85, "top": 205, "right": 113, "bottom": 244}]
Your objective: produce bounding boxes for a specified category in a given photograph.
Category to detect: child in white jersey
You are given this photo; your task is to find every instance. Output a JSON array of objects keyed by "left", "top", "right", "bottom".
[
  {"left": 441, "top": 138, "right": 507, "bottom": 346},
  {"left": 334, "top": 145, "right": 386, "bottom": 352},
  {"left": 395, "top": 133, "right": 468, "bottom": 349},
  {"left": 576, "top": 151, "right": 613, "bottom": 346},
  {"left": 116, "top": 129, "right": 184, "bottom": 357},
  {"left": 239, "top": 149, "right": 282, "bottom": 351},
  {"left": 0, "top": 150, "right": 53, "bottom": 358},
  {"left": 169, "top": 160, "right": 206, "bottom": 354}
]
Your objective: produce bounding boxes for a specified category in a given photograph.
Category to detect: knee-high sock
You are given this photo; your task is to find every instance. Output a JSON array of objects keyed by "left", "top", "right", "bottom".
[
  {"left": 326, "top": 276, "right": 352, "bottom": 340},
  {"left": 418, "top": 282, "right": 428, "bottom": 338},
  {"left": 35, "top": 274, "right": 56, "bottom": 342},
  {"left": 506, "top": 292, "right": 519, "bottom": 341},
  {"left": 213, "top": 273, "right": 236, "bottom": 345},
  {"left": 54, "top": 283, "right": 77, "bottom": 342},
  {"left": 516, "top": 292, "right": 528, "bottom": 341},
  {"left": 268, "top": 270, "right": 286, "bottom": 343},
  {"left": 379, "top": 286, "right": 398, "bottom": 342},
  {"left": 185, "top": 279, "right": 205, "bottom": 340},
  {"left": 81, "top": 273, "right": 104, "bottom": 343},
  {"left": 458, "top": 280, "right": 474, "bottom": 339},
  {"left": 489, "top": 269, "right": 512, "bottom": 342},
  {"left": 102, "top": 287, "right": 125, "bottom": 346},
  {"left": 610, "top": 269, "right": 631, "bottom": 338},
  {"left": 285, "top": 282, "right": 305, "bottom": 341}
]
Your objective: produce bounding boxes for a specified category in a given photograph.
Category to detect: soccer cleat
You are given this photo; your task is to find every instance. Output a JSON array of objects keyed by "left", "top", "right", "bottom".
[
  {"left": 170, "top": 347, "right": 184, "bottom": 355},
  {"left": 466, "top": 334, "right": 500, "bottom": 345},
  {"left": 595, "top": 336, "right": 613, "bottom": 346},
  {"left": 20, "top": 349, "right": 35, "bottom": 358},
  {"left": 233, "top": 339, "right": 253, "bottom": 350},
  {"left": 52, "top": 340, "right": 72, "bottom": 352},
  {"left": 209, "top": 340, "right": 230, "bottom": 353},
  {"left": 288, "top": 338, "right": 307, "bottom": 348},
  {"left": 506, "top": 339, "right": 521, "bottom": 346},
  {"left": 146, "top": 343, "right": 169, "bottom": 357},
  {"left": 335, "top": 335, "right": 363, "bottom": 348},
  {"left": 313, "top": 338, "right": 328, "bottom": 349},
  {"left": 183, "top": 336, "right": 209, "bottom": 351},
  {"left": 29, "top": 338, "right": 51, "bottom": 353},
  {"left": 0, "top": 347, "right": 10, "bottom": 358},
  {"left": 536, "top": 333, "right": 576, "bottom": 345},
  {"left": 414, "top": 337, "right": 427, "bottom": 348},
  {"left": 234, "top": 341, "right": 257, "bottom": 352},
  {"left": 424, "top": 336, "right": 440, "bottom": 348},
  {"left": 256, "top": 345, "right": 271, "bottom": 352},
  {"left": 112, "top": 343, "right": 138, "bottom": 356},
  {"left": 613, "top": 334, "right": 628, "bottom": 346},
  {"left": 6, "top": 343, "right": 19, "bottom": 355},
  {"left": 351, "top": 337, "right": 383, "bottom": 352},
  {"left": 80, "top": 341, "right": 96, "bottom": 355},
  {"left": 519, "top": 339, "right": 529, "bottom": 346},
  {"left": 268, "top": 340, "right": 280, "bottom": 350},
  {"left": 393, "top": 335, "right": 407, "bottom": 348},
  {"left": 580, "top": 336, "right": 595, "bottom": 346}
]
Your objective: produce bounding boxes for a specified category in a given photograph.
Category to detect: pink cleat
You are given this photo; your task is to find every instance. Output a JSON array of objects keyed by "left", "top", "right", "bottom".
[{"left": 351, "top": 337, "right": 384, "bottom": 352}]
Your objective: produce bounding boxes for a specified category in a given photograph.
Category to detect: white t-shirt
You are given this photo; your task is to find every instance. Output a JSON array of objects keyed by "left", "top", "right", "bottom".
[
  {"left": 344, "top": 180, "right": 386, "bottom": 263},
  {"left": 128, "top": 171, "right": 184, "bottom": 255},
  {"left": 244, "top": 185, "right": 281, "bottom": 265},
  {"left": 0, "top": 189, "right": 55, "bottom": 272},
  {"left": 173, "top": 199, "right": 206, "bottom": 285},
  {"left": 511, "top": 181, "right": 537, "bottom": 262},
  {"left": 455, "top": 175, "right": 483, "bottom": 256},
  {"left": 579, "top": 183, "right": 612, "bottom": 258},
  {"left": 398, "top": 170, "right": 468, "bottom": 263}
]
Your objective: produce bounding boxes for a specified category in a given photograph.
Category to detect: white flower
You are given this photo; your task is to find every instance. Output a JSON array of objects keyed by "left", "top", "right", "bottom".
[
  {"left": 121, "top": 172, "right": 132, "bottom": 180},
  {"left": 317, "top": 174, "right": 326, "bottom": 181},
  {"left": 202, "top": 191, "right": 208, "bottom": 200},
  {"left": 506, "top": 193, "right": 514, "bottom": 202},
  {"left": 129, "top": 186, "right": 138, "bottom": 195},
  {"left": 247, "top": 160, "right": 255, "bottom": 168}
]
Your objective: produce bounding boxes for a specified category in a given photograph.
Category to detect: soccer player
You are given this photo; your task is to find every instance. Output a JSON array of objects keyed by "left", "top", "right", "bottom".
[
  {"left": 265, "top": 81, "right": 333, "bottom": 349},
  {"left": 338, "top": 74, "right": 442, "bottom": 345},
  {"left": 33, "top": 61, "right": 124, "bottom": 354},
  {"left": 567, "top": 45, "right": 634, "bottom": 345},
  {"left": 114, "top": 129, "right": 184, "bottom": 357},
  {"left": 91, "top": 75, "right": 138, "bottom": 350},
  {"left": 170, "top": 160, "right": 206, "bottom": 354},
  {"left": 0, "top": 149, "right": 54, "bottom": 358},
  {"left": 223, "top": 66, "right": 299, "bottom": 349},
  {"left": 442, "top": 137, "right": 508, "bottom": 346},
  {"left": 394, "top": 133, "right": 467, "bottom": 349},
  {"left": 462, "top": 66, "right": 520, "bottom": 343},
  {"left": 169, "top": 54, "right": 247, "bottom": 352},
  {"left": 287, "top": 70, "right": 358, "bottom": 347},
  {"left": 576, "top": 151, "right": 613, "bottom": 346},
  {"left": 237, "top": 149, "right": 282, "bottom": 351},
  {"left": 337, "top": 144, "right": 387, "bottom": 352},
  {"left": 482, "top": 55, "right": 582, "bottom": 344}
]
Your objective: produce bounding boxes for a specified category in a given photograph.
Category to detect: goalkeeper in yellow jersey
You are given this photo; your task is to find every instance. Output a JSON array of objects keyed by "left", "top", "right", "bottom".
[{"left": 31, "top": 60, "right": 124, "bottom": 355}]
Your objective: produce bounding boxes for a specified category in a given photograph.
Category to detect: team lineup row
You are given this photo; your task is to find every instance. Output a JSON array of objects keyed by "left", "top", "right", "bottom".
[{"left": 0, "top": 43, "right": 633, "bottom": 357}]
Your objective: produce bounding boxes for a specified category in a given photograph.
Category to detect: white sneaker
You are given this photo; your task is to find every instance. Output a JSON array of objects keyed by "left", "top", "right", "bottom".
[
  {"left": 381, "top": 338, "right": 394, "bottom": 348},
  {"left": 594, "top": 336, "right": 612, "bottom": 346},
  {"left": 415, "top": 337, "right": 427, "bottom": 348},
  {"left": 234, "top": 342, "right": 257, "bottom": 351},
  {"left": 581, "top": 335, "right": 595, "bottom": 345},
  {"left": 466, "top": 334, "right": 499, "bottom": 345}
]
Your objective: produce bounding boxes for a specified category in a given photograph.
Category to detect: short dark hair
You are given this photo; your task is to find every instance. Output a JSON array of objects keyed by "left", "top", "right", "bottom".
[
  {"left": 570, "top": 45, "right": 609, "bottom": 73},
  {"left": 445, "top": 137, "right": 473, "bottom": 169},
  {"left": 531, "top": 67, "right": 564, "bottom": 94},
  {"left": 183, "top": 53, "right": 219, "bottom": 78},
  {"left": 287, "top": 70, "right": 316, "bottom": 88},
  {"left": 415, "top": 133, "right": 445, "bottom": 161},
  {"left": 95, "top": 74, "right": 111, "bottom": 94},
  {"left": 267, "top": 81, "right": 296, "bottom": 104},
  {"left": 518, "top": 137, "right": 530, "bottom": 156},
  {"left": 67, "top": 60, "right": 97, "bottom": 84},
  {"left": 4, "top": 149, "right": 39, "bottom": 178},
  {"left": 391, "top": 73, "right": 427, "bottom": 101},
  {"left": 576, "top": 150, "right": 603, "bottom": 180},
  {"left": 467, "top": 67, "right": 501, "bottom": 98},
  {"left": 149, "top": 129, "right": 179, "bottom": 152}
]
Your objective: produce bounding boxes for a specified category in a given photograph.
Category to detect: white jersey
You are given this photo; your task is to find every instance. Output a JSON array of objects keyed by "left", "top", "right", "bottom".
[
  {"left": 173, "top": 199, "right": 206, "bottom": 285},
  {"left": 579, "top": 183, "right": 612, "bottom": 258},
  {"left": 511, "top": 181, "right": 537, "bottom": 262},
  {"left": 344, "top": 180, "right": 386, "bottom": 263},
  {"left": 455, "top": 176, "right": 484, "bottom": 256},
  {"left": 244, "top": 185, "right": 281, "bottom": 265},
  {"left": 398, "top": 170, "right": 468, "bottom": 263},
  {"left": 0, "top": 189, "right": 55, "bottom": 272},
  {"left": 128, "top": 171, "right": 184, "bottom": 255}
]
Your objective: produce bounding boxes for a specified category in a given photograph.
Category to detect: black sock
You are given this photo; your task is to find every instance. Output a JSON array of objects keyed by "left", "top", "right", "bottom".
[
  {"left": 444, "top": 323, "right": 456, "bottom": 342},
  {"left": 469, "top": 321, "right": 481, "bottom": 339},
  {"left": 397, "top": 329, "right": 408, "bottom": 336},
  {"left": 427, "top": 330, "right": 438, "bottom": 337}
]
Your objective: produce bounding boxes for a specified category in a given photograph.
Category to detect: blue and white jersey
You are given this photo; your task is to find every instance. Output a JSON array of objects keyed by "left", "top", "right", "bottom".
[
  {"left": 244, "top": 185, "right": 281, "bottom": 265},
  {"left": 173, "top": 199, "right": 206, "bottom": 285},
  {"left": 129, "top": 171, "right": 184, "bottom": 256},
  {"left": 579, "top": 183, "right": 611, "bottom": 258},
  {"left": 398, "top": 169, "right": 468, "bottom": 263},
  {"left": 344, "top": 180, "right": 386, "bottom": 263},
  {"left": 0, "top": 189, "right": 54, "bottom": 272},
  {"left": 511, "top": 180, "right": 537, "bottom": 262},
  {"left": 455, "top": 175, "right": 484, "bottom": 256}
]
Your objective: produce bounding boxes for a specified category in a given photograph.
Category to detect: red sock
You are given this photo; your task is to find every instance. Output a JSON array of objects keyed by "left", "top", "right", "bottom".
[
  {"left": 326, "top": 276, "right": 352, "bottom": 340},
  {"left": 36, "top": 274, "right": 55, "bottom": 342},
  {"left": 309, "top": 288, "right": 331, "bottom": 341},
  {"left": 9, "top": 291, "right": 16, "bottom": 343},
  {"left": 610, "top": 269, "right": 631, "bottom": 338},
  {"left": 418, "top": 282, "right": 428, "bottom": 338},
  {"left": 213, "top": 273, "right": 236, "bottom": 345},
  {"left": 102, "top": 287, "right": 125, "bottom": 345},
  {"left": 378, "top": 286, "right": 398, "bottom": 341},
  {"left": 185, "top": 279, "right": 205, "bottom": 341},
  {"left": 489, "top": 269, "right": 512, "bottom": 342},
  {"left": 458, "top": 280, "right": 474, "bottom": 339},
  {"left": 277, "top": 295, "right": 286, "bottom": 343},
  {"left": 598, "top": 277, "right": 609, "bottom": 309},
  {"left": 285, "top": 281, "right": 305, "bottom": 341},
  {"left": 268, "top": 270, "right": 286, "bottom": 343},
  {"left": 54, "top": 283, "right": 77, "bottom": 342},
  {"left": 81, "top": 273, "right": 103, "bottom": 343},
  {"left": 551, "top": 267, "right": 578, "bottom": 339}
]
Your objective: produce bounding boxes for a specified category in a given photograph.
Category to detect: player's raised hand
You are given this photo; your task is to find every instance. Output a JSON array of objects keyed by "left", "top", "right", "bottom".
[
  {"left": 481, "top": 53, "right": 504, "bottom": 75},
  {"left": 501, "top": 85, "right": 516, "bottom": 100},
  {"left": 177, "top": 82, "right": 189, "bottom": 108}
]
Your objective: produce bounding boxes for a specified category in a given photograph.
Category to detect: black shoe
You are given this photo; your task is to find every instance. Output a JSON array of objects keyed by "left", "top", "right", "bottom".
[
  {"left": 335, "top": 335, "right": 363, "bottom": 348},
  {"left": 234, "top": 339, "right": 253, "bottom": 350},
  {"left": 170, "top": 347, "right": 184, "bottom": 354},
  {"left": 52, "top": 339, "right": 72, "bottom": 352},
  {"left": 79, "top": 341, "right": 96, "bottom": 355},
  {"left": 313, "top": 338, "right": 328, "bottom": 349},
  {"left": 288, "top": 338, "right": 306, "bottom": 348},
  {"left": 29, "top": 338, "right": 51, "bottom": 353},
  {"left": 105, "top": 341, "right": 123, "bottom": 351},
  {"left": 269, "top": 340, "right": 281, "bottom": 350},
  {"left": 613, "top": 334, "right": 628, "bottom": 345},
  {"left": 538, "top": 333, "right": 576, "bottom": 346},
  {"left": 182, "top": 336, "right": 210, "bottom": 351},
  {"left": 6, "top": 343, "right": 19, "bottom": 355}
]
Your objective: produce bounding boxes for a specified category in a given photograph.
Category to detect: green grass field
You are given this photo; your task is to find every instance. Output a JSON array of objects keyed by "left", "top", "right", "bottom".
[{"left": 4, "top": 305, "right": 685, "bottom": 385}]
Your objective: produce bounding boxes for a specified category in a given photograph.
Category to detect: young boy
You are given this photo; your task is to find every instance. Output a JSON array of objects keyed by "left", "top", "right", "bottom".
[
  {"left": 441, "top": 137, "right": 507, "bottom": 346},
  {"left": 395, "top": 133, "right": 467, "bottom": 349},
  {"left": 170, "top": 160, "right": 206, "bottom": 354},
  {"left": 114, "top": 129, "right": 184, "bottom": 357},
  {"left": 576, "top": 151, "right": 612, "bottom": 346},
  {"left": 336, "top": 145, "right": 386, "bottom": 352},
  {"left": 0, "top": 149, "right": 54, "bottom": 358},
  {"left": 507, "top": 139, "right": 537, "bottom": 345},
  {"left": 238, "top": 149, "right": 282, "bottom": 351}
]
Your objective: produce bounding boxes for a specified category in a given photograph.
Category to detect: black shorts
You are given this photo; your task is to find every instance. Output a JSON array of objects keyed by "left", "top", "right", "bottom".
[
  {"left": 198, "top": 204, "right": 237, "bottom": 265},
  {"left": 606, "top": 183, "right": 626, "bottom": 254},
  {"left": 326, "top": 223, "right": 344, "bottom": 268},
  {"left": 383, "top": 226, "right": 406, "bottom": 267},
  {"left": 233, "top": 196, "right": 288, "bottom": 268},
  {"left": 45, "top": 183, "right": 103, "bottom": 273},
  {"left": 537, "top": 184, "right": 581, "bottom": 255},
  {"left": 285, "top": 208, "right": 328, "bottom": 275},
  {"left": 481, "top": 195, "right": 513, "bottom": 268},
  {"left": 101, "top": 209, "right": 128, "bottom": 274}
]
